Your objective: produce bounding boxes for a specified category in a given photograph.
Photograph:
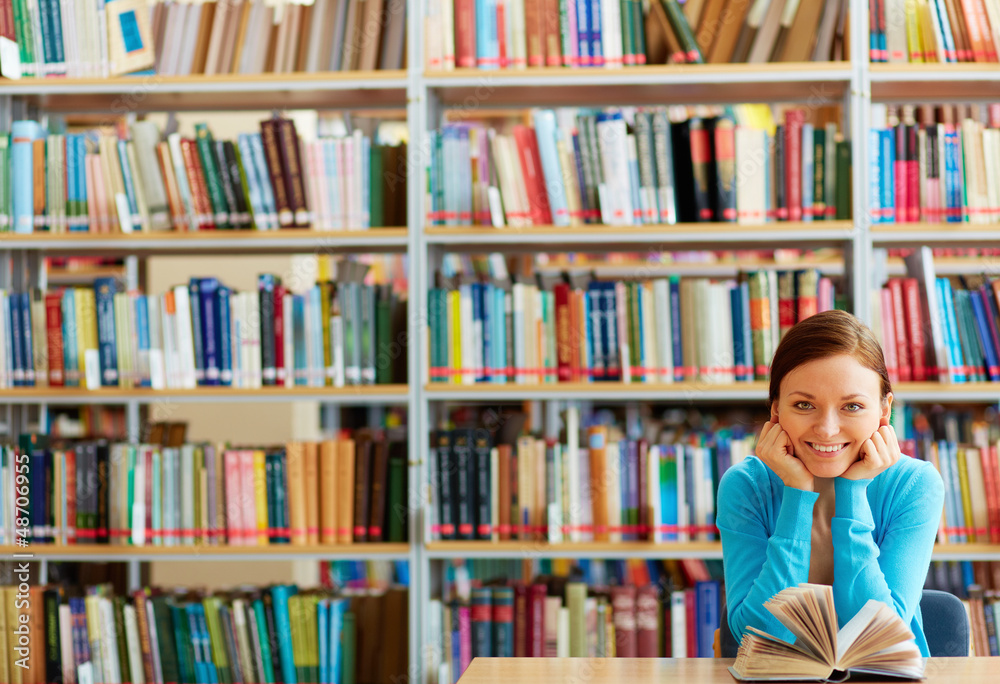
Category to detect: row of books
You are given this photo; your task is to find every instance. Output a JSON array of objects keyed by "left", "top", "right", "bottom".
[
  {"left": 425, "top": 0, "right": 848, "bottom": 70},
  {"left": 427, "top": 107, "right": 850, "bottom": 229},
  {"left": 2, "top": 431, "right": 409, "bottom": 547},
  {"left": 869, "top": 104, "right": 1000, "bottom": 223},
  {"left": 151, "top": 0, "right": 407, "bottom": 76},
  {"left": 2, "top": 117, "right": 407, "bottom": 234},
  {"left": 428, "top": 417, "right": 756, "bottom": 543},
  {"left": 0, "top": 582, "right": 407, "bottom": 684},
  {"left": 4, "top": 0, "right": 405, "bottom": 79},
  {"left": 0, "top": 270, "right": 408, "bottom": 390},
  {"left": 874, "top": 273, "right": 1000, "bottom": 384},
  {"left": 869, "top": 0, "right": 1000, "bottom": 63},
  {"left": 889, "top": 245, "right": 1000, "bottom": 384},
  {"left": 925, "top": 560, "right": 1000, "bottom": 656},
  {"left": 429, "top": 574, "right": 720, "bottom": 682},
  {"left": 427, "top": 269, "right": 838, "bottom": 385}
]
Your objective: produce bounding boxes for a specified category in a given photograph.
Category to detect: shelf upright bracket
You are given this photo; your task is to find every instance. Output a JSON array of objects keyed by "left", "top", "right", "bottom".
[
  {"left": 849, "top": 0, "right": 874, "bottom": 325},
  {"left": 127, "top": 560, "right": 141, "bottom": 593},
  {"left": 408, "top": 4, "right": 430, "bottom": 681}
]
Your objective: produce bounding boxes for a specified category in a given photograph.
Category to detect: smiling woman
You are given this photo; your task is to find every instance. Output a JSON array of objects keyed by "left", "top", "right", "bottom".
[{"left": 717, "top": 310, "right": 944, "bottom": 657}]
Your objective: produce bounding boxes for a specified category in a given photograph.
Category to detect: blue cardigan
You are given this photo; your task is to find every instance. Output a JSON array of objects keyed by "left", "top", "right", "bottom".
[{"left": 717, "top": 454, "right": 944, "bottom": 656}]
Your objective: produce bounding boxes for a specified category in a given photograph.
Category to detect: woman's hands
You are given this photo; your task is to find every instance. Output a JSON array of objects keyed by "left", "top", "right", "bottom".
[
  {"left": 755, "top": 419, "right": 814, "bottom": 491},
  {"left": 841, "top": 422, "right": 901, "bottom": 481}
]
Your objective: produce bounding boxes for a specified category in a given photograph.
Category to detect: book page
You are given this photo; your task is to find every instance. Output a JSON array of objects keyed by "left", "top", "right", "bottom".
[
  {"left": 836, "top": 600, "right": 917, "bottom": 669},
  {"left": 765, "top": 584, "right": 836, "bottom": 662}
]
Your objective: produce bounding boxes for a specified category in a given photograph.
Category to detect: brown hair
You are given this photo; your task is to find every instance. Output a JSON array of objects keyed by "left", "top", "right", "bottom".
[{"left": 767, "top": 310, "right": 892, "bottom": 409}]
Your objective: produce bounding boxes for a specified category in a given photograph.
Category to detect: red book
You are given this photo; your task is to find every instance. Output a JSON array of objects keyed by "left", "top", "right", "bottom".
[
  {"left": 514, "top": 583, "right": 528, "bottom": 657},
  {"left": 784, "top": 110, "right": 805, "bottom": 222},
  {"left": 44, "top": 291, "right": 65, "bottom": 386},
  {"left": 529, "top": 584, "right": 546, "bottom": 657},
  {"left": 497, "top": 3, "right": 509, "bottom": 67},
  {"left": 981, "top": 445, "right": 1000, "bottom": 544},
  {"left": 455, "top": 0, "right": 477, "bottom": 67},
  {"left": 888, "top": 279, "right": 912, "bottom": 382},
  {"left": 637, "top": 439, "right": 649, "bottom": 539},
  {"left": 901, "top": 278, "right": 927, "bottom": 381},
  {"left": 65, "top": 448, "right": 77, "bottom": 545},
  {"left": 274, "top": 284, "right": 287, "bottom": 385},
  {"left": 611, "top": 585, "right": 638, "bottom": 657},
  {"left": 179, "top": 138, "right": 215, "bottom": 230},
  {"left": 894, "top": 126, "right": 908, "bottom": 222},
  {"left": 524, "top": 0, "right": 546, "bottom": 66},
  {"left": 906, "top": 125, "right": 920, "bottom": 222},
  {"left": 554, "top": 283, "right": 572, "bottom": 382},
  {"left": 497, "top": 444, "right": 511, "bottom": 540},
  {"left": 543, "top": 0, "right": 562, "bottom": 66},
  {"left": 636, "top": 586, "right": 660, "bottom": 657},
  {"left": 513, "top": 125, "right": 553, "bottom": 225},
  {"left": 685, "top": 588, "right": 697, "bottom": 658},
  {"left": 689, "top": 121, "right": 714, "bottom": 221}
]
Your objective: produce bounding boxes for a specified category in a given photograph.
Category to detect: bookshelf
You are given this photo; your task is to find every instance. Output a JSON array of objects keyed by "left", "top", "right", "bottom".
[{"left": 5, "top": 0, "right": 1000, "bottom": 680}]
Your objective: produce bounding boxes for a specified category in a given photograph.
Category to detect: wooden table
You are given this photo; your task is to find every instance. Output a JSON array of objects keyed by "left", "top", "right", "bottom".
[{"left": 456, "top": 657, "right": 999, "bottom": 683}]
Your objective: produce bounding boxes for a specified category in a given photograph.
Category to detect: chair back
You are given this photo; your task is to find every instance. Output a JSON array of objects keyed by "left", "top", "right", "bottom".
[{"left": 719, "top": 589, "right": 970, "bottom": 658}]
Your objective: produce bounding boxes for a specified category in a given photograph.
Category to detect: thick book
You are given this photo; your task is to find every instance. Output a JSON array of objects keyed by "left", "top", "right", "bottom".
[{"left": 729, "top": 584, "right": 924, "bottom": 682}]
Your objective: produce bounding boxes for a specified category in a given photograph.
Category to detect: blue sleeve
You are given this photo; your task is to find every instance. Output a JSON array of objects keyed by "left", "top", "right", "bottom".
[
  {"left": 717, "top": 459, "right": 818, "bottom": 643},
  {"left": 831, "top": 462, "right": 944, "bottom": 639}
]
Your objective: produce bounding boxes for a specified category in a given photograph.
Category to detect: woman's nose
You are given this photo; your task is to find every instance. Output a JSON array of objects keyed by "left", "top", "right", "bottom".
[{"left": 813, "top": 411, "right": 840, "bottom": 437}]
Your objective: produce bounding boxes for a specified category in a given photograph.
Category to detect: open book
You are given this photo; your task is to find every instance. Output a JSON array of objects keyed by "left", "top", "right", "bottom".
[{"left": 728, "top": 584, "right": 924, "bottom": 682}]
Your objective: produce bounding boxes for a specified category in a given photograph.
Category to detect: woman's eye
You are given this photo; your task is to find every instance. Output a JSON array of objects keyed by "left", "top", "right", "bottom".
[
  {"left": 794, "top": 402, "right": 813, "bottom": 410},
  {"left": 844, "top": 403, "right": 862, "bottom": 411}
]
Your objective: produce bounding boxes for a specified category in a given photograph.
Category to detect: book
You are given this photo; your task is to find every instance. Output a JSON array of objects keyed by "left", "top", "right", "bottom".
[{"left": 729, "top": 584, "right": 924, "bottom": 682}]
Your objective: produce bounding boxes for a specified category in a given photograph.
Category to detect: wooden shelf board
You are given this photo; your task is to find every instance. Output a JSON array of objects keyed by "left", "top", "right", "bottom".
[
  {"left": 871, "top": 64, "right": 1000, "bottom": 101},
  {"left": 1, "top": 228, "right": 409, "bottom": 254},
  {"left": 424, "top": 382, "right": 769, "bottom": 401},
  {"left": 871, "top": 223, "right": 1000, "bottom": 243},
  {"left": 1, "top": 71, "right": 409, "bottom": 112},
  {"left": 0, "top": 543, "right": 410, "bottom": 558},
  {"left": 425, "top": 223, "right": 855, "bottom": 250},
  {"left": 426, "top": 541, "right": 722, "bottom": 553},
  {"left": 424, "top": 63, "right": 851, "bottom": 107},
  {"left": 0, "top": 384, "right": 410, "bottom": 404}
]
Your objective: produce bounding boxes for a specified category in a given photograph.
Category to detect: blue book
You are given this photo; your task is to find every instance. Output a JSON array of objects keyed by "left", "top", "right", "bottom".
[
  {"left": 8, "top": 294, "right": 24, "bottom": 386},
  {"left": 117, "top": 139, "right": 141, "bottom": 226},
  {"left": 575, "top": 0, "right": 591, "bottom": 65},
  {"left": 880, "top": 129, "right": 895, "bottom": 224},
  {"left": 937, "top": 278, "right": 965, "bottom": 382},
  {"left": 868, "top": 129, "right": 882, "bottom": 224},
  {"left": 318, "top": 598, "right": 330, "bottom": 684},
  {"left": 249, "top": 133, "right": 277, "bottom": 230},
  {"left": 695, "top": 580, "right": 721, "bottom": 658},
  {"left": 586, "top": 283, "right": 604, "bottom": 380},
  {"left": 532, "top": 110, "right": 570, "bottom": 226},
  {"left": 93, "top": 277, "right": 119, "bottom": 386},
  {"left": 293, "top": 294, "right": 306, "bottom": 385},
  {"left": 11, "top": 121, "right": 42, "bottom": 234},
  {"left": 237, "top": 133, "right": 264, "bottom": 227},
  {"left": 330, "top": 598, "right": 347, "bottom": 683},
  {"left": 216, "top": 285, "right": 232, "bottom": 385},
  {"left": 946, "top": 130, "right": 962, "bottom": 222},
  {"left": 196, "top": 604, "right": 219, "bottom": 683},
  {"left": 669, "top": 276, "right": 683, "bottom": 382},
  {"left": 739, "top": 281, "right": 753, "bottom": 382},
  {"left": 61, "top": 290, "right": 79, "bottom": 386},
  {"left": 253, "top": 599, "right": 276, "bottom": 683},
  {"left": 199, "top": 277, "right": 221, "bottom": 385},
  {"left": 602, "top": 281, "right": 619, "bottom": 381},
  {"left": 470, "top": 587, "right": 493, "bottom": 657},
  {"left": 134, "top": 293, "right": 151, "bottom": 387},
  {"left": 588, "top": 0, "right": 603, "bottom": 65},
  {"left": 801, "top": 123, "right": 814, "bottom": 222},
  {"left": 970, "top": 291, "right": 1000, "bottom": 380},
  {"left": 480, "top": 282, "right": 492, "bottom": 381},
  {"left": 271, "top": 585, "right": 298, "bottom": 683},
  {"left": 324, "top": 139, "right": 341, "bottom": 228},
  {"left": 21, "top": 290, "right": 40, "bottom": 387},
  {"left": 730, "top": 286, "right": 745, "bottom": 382},
  {"left": 470, "top": 282, "right": 483, "bottom": 381},
  {"left": 188, "top": 277, "right": 206, "bottom": 384}
]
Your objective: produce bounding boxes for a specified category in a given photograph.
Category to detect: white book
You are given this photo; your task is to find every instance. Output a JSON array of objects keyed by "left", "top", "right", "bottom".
[
  {"left": 166, "top": 132, "right": 197, "bottom": 229},
  {"left": 283, "top": 292, "right": 294, "bottom": 387},
  {"left": 490, "top": 446, "right": 500, "bottom": 542},
  {"left": 145, "top": 599, "right": 164, "bottom": 684},
  {"left": 653, "top": 279, "right": 673, "bottom": 383},
  {"left": 548, "top": 443, "right": 564, "bottom": 543},
  {"left": 123, "top": 604, "right": 145, "bottom": 684},
  {"left": 171, "top": 285, "right": 197, "bottom": 388},
  {"left": 557, "top": 607, "right": 570, "bottom": 657},
  {"left": 671, "top": 590, "right": 687, "bottom": 657},
  {"left": 249, "top": 294, "right": 263, "bottom": 388},
  {"left": 84, "top": 596, "right": 106, "bottom": 682},
  {"left": 676, "top": 444, "right": 688, "bottom": 543},
  {"left": 59, "top": 604, "right": 76, "bottom": 684},
  {"left": 641, "top": 282, "right": 656, "bottom": 384},
  {"left": 100, "top": 598, "right": 122, "bottom": 683},
  {"left": 180, "top": 445, "right": 194, "bottom": 546},
  {"left": 132, "top": 446, "right": 146, "bottom": 546},
  {"left": 565, "top": 406, "right": 582, "bottom": 542},
  {"left": 648, "top": 444, "right": 662, "bottom": 542}
]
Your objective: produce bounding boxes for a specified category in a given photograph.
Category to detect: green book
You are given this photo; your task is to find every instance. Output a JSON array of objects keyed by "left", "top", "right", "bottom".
[
  {"left": 169, "top": 602, "right": 198, "bottom": 684},
  {"left": 113, "top": 595, "right": 132, "bottom": 684},
  {"left": 375, "top": 285, "right": 392, "bottom": 385},
  {"left": 253, "top": 598, "right": 277, "bottom": 684},
  {"left": 194, "top": 123, "right": 231, "bottom": 229},
  {"left": 341, "top": 611, "right": 357, "bottom": 684},
  {"left": 369, "top": 143, "right": 385, "bottom": 228},
  {"left": 387, "top": 456, "right": 406, "bottom": 542},
  {"left": 835, "top": 139, "right": 852, "bottom": 220},
  {"left": 151, "top": 595, "right": 182, "bottom": 684},
  {"left": 619, "top": 0, "right": 636, "bottom": 65},
  {"left": 231, "top": 142, "right": 260, "bottom": 230},
  {"left": 203, "top": 597, "right": 233, "bottom": 683},
  {"left": 290, "top": 595, "right": 305, "bottom": 683},
  {"left": 659, "top": 0, "right": 703, "bottom": 63}
]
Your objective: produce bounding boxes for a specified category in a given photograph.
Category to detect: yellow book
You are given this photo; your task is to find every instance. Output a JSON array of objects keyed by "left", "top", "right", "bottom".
[
  {"left": 319, "top": 440, "right": 338, "bottom": 544},
  {"left": 3, "top": 587, "right": 15, "bottom": 684},
  {"left": 904, "top": 0, "right": 925, "bottom": 62},
  {"left": 449, "top": 289, "right": 461, "bottom": 384},
  {"left": 254, "top": 449, "right": 270, "bottom": 545},
  {"left": 955, "top": 447, "right": 977, "bottom": 542},
  {"left": 193, "top": 445, "right": 203, "bottom": 545}
]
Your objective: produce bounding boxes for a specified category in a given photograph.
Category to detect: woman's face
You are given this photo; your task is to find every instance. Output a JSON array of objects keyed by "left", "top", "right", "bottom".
[{"left": 771, "top": 354, "right": 892, "bottom": 479}]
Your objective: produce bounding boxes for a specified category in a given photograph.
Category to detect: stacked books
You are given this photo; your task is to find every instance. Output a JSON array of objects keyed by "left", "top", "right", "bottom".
[
  {"left": 429, "top": 268, "right": 838, "bottom": 385},
  {"left": 0, "top": 581, "right": 407, "bottom": 684},
  {"left": 425, "top": 0, "right": 848, "bottom": 69},
  {"left": 0, "top": 267, "right": 408, "bottom": 390},
  {"left": 2, "top": 431, "right": 409, "bottom": 546},
  {"left": 0, "top": 117, "right": 407, "bottom": 234},
  {"left": 427, "top": 106, "right": 851, "bottom": 228}
]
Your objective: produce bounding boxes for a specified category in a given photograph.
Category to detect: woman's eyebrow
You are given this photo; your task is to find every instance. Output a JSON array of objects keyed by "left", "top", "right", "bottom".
[{"left": 788, "top": 391, "right": 869, "bottom": 400}]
